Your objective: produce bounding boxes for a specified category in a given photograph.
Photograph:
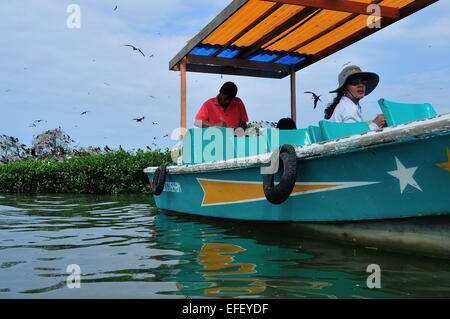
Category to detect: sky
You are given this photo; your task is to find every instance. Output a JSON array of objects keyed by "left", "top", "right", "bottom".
[{"left": 1, "top": 0, "right": 449, "bottom": 151}]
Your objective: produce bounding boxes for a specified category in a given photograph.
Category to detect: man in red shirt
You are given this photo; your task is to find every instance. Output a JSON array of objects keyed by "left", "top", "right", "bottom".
[{"left": 194, "top": 82, "right": 249, "bottom": 129}]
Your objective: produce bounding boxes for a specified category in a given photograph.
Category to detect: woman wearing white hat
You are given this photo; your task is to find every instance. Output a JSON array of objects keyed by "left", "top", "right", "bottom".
[{"left": 325, "top": 66, "right": 386, "bottom": 130}]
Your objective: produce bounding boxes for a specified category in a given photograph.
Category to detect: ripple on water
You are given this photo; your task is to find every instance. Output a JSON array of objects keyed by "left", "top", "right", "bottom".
[
  {"left": 0, "top": 205, "right": 25, "bottom": 212},
  {"left": 27, "top": 208, "right": 74, "bottom": 213},
  {"left": 36, "top": 257, "right": 64, "bottom": 261},
  {"left": 33, "top": 200, "right": 68, "bottom": 205},
  {"left": 85, "top": 202, "right": 119, "bottom": 207},
  {"left": 0, "top": 261, "right": 26, "bottom": 269}
]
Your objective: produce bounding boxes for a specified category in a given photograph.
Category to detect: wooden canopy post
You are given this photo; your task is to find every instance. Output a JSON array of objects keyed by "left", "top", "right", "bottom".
[
  {"left": 180, "top": 57, "right": 187, "bottom": 141},
  {"left": 290, "top": 68, "right": 297, "bottom": 125}
]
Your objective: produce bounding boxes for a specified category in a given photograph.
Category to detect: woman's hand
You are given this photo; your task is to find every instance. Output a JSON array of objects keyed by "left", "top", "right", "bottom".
[{"left": 373, "top": 114, "right": 387, "bottom": 128}]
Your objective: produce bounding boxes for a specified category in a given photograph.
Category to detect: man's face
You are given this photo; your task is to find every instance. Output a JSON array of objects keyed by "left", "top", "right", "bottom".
[{"left": 218, "top": 93, "right": 232, "bottom": 107}]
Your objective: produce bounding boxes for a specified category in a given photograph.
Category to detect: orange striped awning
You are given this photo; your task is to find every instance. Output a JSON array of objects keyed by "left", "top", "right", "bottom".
[{"left": 169, "top": 0, "right": 438, "bottom": 79}]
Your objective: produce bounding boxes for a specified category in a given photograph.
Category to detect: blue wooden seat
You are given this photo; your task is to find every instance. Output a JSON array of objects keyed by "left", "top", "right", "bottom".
[
  {"left": 308, "top": 126, "right": 323, "bottom": 143},
  {"left": 183, "top": 126, "right": 327, "bottom": 164},
  {"left": 266, "top": 128, "right": 313, "bottom": 152},
  {"left": 183, "top": 128, "right": 270, "bottom": 163},
  {"left": 378, "top": 98, "right": 437, "bottom": 126},
  {"left": 319, "top": 120, "right": 370, "bottom": 141},
  {"left": 182, "top": 128, "right": 235, "bottom": 164},
  {"left": 234, "top": 135, "right": 267, "bottom": 158}
]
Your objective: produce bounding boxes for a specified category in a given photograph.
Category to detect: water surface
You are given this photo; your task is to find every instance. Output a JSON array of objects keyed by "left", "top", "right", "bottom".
[{"left": 0, "top": 194, "right": 449, "bottom": 299}]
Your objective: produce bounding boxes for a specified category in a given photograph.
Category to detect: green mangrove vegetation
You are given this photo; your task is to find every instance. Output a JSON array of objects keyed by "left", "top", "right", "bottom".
[
  {"left": 0, "top": 150, "right": 172, "bottom": 194},
  {"left": 0, "top": 129, "right": 173, "bottom": 194}
]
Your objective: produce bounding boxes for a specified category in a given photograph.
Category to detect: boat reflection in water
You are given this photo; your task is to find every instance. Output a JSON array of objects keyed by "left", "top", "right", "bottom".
[
  {"left": 153, "top": 212, "right": 408, "bottom": 299},
  {"left": 197, "top": 242, "right": 267, "bottom": 296}
]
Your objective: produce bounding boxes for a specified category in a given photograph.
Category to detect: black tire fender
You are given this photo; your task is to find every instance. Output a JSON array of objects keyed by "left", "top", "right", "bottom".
[
  {"left": 263, "top": 144, "right": 298, "bottom": 205},
  {"left": 152, "top": 164, "right": 168, "bottom": 196}
]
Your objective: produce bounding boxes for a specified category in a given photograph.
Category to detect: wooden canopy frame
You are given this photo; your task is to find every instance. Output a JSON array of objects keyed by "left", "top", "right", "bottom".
[{"left": 170, "top": 0, "right": 438, "bottom": 138}]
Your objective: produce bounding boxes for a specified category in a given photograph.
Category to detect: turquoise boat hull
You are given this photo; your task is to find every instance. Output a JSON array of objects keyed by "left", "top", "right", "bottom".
[{"left": 146, "top": 122, "right": 450, "bottom": 222}]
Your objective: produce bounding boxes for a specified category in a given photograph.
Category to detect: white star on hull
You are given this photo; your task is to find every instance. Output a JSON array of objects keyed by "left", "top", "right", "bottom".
[{"left": 388, "top": 157, "right": 422, "bottom": 194}]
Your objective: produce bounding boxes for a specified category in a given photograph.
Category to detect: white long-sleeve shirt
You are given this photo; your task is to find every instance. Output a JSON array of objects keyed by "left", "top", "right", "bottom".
[{"left": 329, "top": 96, "right": 379, "bottom": 130}]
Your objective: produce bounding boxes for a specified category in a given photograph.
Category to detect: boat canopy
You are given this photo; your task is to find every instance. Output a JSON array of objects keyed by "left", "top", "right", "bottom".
[{"left": 170, "top": 0, "right": 437, "bottom": 79}]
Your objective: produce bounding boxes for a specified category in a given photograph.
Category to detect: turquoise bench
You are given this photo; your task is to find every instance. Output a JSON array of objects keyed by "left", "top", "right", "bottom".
[
  {"left": 378, "top": 98, "right": 437, "bottom": 126},
  {"left": 182, "top": 126, "right": 331, "bottom": 164},
  {"left": 319, "top": 120, "right": 370, "bottom": 141},
  {"left": 308, "top": 126, "right": 323, "bottom": 143},
  {"left": 182, "top": 128, "right": 235, "bottom": 164},
  {"left": 266, "top": 128, "right": 313, "bottom": 152},
  {"left": 182, "top": 128, "right": 268, "bottom": 164},
  {"left": 234, "top": 135, "right": 268, "bottom": 158}
]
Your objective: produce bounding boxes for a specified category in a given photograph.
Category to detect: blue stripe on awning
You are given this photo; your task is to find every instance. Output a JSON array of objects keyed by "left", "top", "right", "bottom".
[
  {"left": 190, "top": 46, "right": 218, "bottom": 56},
  {"left": 248, "top": 53, "right": 279, "bottom": 63},
  {"left": 217, "top": 48, "right": 241, "bottom": 59},
  {"left": 189, "top": 46, "right": 305, "bottom": 67},
  {"left": 275, "top": 55, "right": 306, "bottom": 65}
]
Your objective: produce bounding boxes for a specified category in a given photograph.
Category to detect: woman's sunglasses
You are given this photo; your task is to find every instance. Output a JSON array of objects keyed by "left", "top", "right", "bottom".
[{"left": 348, "top": 79, "right": 368, "bottom": 86}]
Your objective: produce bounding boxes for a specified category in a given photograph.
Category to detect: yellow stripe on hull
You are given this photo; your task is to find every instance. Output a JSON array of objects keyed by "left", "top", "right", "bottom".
[
  {"left": 437, "top": 149, "right": 450, "bottom": 172},
  {"left": 198, "top": 179, "right": 344, "bottom": 206}
]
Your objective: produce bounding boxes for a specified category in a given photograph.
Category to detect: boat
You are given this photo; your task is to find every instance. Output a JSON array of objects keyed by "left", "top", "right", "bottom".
[{"left": 145, "top": 0, "right": 449, "bottom": 223}]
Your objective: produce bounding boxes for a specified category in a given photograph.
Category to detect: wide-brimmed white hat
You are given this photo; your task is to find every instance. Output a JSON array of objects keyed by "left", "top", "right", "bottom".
[{"left": 330, "top": 65, "right": 379, "bottom": 96}]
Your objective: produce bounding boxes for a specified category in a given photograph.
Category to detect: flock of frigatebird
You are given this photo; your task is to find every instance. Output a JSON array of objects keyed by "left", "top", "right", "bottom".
[
  {"left": 20, "top": 4, "right": 168, "bottom": 149},
  {"left": 7, "top": 4, "right": 369, "bottom": 153},
  {"left": 27, "top": 108, "right": 169, "bottom": 149}
]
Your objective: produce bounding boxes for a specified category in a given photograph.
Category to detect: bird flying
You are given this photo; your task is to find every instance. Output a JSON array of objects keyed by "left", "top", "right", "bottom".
[
  {"left": 80, "top": 111, "right": 89, "bottom": 116},
  {"left": 304, "top": 91, "right": 322, "bottom": 109},
  {"left": 124, "top": 44, "right": 145, "bottom": 57},
  {"left": 133, "top": 117, "right": 145, "bottom": 122}
]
